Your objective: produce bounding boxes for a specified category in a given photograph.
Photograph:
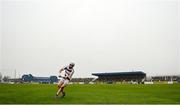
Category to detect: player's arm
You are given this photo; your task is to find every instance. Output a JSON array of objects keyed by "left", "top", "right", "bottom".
[
  {"left": 59, "top": 68, "right": 64, "bottom": 77},
  {"left": 59, "top": 68, "right": 64, "bottom": 74}
]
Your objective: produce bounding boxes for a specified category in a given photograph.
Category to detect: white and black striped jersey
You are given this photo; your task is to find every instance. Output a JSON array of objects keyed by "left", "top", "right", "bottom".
[{"left": 63, "top": 66, "right": 74, "bottom": 80}]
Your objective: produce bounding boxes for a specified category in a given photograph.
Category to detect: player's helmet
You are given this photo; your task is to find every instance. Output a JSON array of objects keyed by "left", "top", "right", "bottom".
[
  {"left": 69, "top": 62, "right": 75, "bottom": 69},
  {"left": 70, "top": 62, "right": 75, "bottom": 66}
]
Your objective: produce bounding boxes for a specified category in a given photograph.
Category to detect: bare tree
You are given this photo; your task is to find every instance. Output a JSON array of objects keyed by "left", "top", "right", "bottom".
[
  {"left": 0, "top": 73, "right": 2, "bottom": 82},
  {"left": 3, "top": 76, "right": 10, "bottom": 82}
]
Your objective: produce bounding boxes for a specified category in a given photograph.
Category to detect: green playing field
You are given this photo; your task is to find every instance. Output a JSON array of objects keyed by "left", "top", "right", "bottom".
[{"left": 0, "top": 84, "right": 180, "bottom": 104}]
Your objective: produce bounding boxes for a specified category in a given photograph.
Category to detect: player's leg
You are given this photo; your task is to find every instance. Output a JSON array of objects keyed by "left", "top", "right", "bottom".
[
  {"left": 57, "top": 79, "right": 63, "bottom": 89},
  {"left": 60, "top": 79, "right": 69, "bottom": 97},
  {"left": 60, "top": 85, "right": 66, "bottom": 97},
  {"left": 56, "top": 79, "right": 64, "bottom": 96}
]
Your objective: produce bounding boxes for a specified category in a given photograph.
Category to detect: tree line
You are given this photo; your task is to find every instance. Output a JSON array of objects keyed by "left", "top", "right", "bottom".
[{"left": 0, "top": 72, "right": 11, "bottom": 82}]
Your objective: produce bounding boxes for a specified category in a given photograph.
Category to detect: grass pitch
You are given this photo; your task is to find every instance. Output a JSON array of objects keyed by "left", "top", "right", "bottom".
[{"left": 0, "top": 84, "right": 180, "bottom": 104}]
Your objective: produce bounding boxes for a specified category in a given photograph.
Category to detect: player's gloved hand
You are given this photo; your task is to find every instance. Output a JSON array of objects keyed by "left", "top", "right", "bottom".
[{"left": 64, "top": 76, "right": 69, "bottom": 79}]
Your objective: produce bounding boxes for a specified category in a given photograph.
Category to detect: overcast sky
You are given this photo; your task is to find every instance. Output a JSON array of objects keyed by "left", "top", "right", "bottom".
[{"left": 0, "top": 0, "right": 180, "bottom": 78}]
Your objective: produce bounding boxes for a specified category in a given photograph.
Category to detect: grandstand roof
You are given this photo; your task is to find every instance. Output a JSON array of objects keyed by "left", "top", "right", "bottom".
[{"left": 92, "top": 71, "right": 146, "bottom": 76}]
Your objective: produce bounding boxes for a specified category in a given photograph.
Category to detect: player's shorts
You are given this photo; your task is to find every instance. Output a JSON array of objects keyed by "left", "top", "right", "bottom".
[{"left": 59, "top": 77, "right": 69, "bottom": 86}]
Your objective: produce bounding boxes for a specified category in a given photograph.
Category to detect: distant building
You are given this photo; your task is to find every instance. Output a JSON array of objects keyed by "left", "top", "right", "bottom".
[
  {"left": 8, "top": 74, "right": 95, "bottom": 84},
  {"left": 71, "top": 78, "right": 94, "bottom": 84},
  {"left": 8, "top": 78, "right": 23, "bottom": 83},
  {"left": 151, "top": 75, "right": 180, "bottom": 82},
  {"left": 92, "top": 71, "right": 146, "bottom": 84},
  {"left": 21, "top": 74, "right": 58, "bottom": 84}
]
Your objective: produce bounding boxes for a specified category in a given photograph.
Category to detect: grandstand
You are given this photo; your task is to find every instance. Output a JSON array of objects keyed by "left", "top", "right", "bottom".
[{"left": 92, "top": 71, "right": 146, "bottom": 84}]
